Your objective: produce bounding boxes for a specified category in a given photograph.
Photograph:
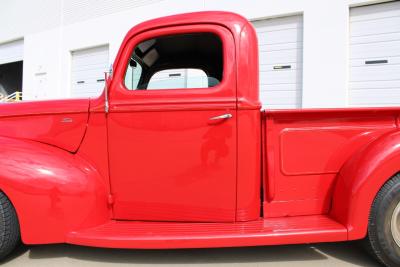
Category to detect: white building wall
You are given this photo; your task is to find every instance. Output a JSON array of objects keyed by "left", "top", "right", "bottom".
[
  {"left": 207, "top": 0, "right": 394, "bottom": 108},
  {"left": 0, "top": 0, "right": 395, "bottom": 107},
  {"left": 22, "top": 28, "right": 63, "bottom": 99}
]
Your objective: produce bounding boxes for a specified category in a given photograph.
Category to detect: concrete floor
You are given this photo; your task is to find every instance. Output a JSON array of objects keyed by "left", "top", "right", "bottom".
[{"left": 2, "top": 241, "right": 382, "bottom": 267}]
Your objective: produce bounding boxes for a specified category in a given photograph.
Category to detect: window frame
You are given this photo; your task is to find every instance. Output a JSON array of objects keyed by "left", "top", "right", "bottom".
[
  {"left": 115, "top": 25, "right": 233, "bottom": 92},
  {"left": 122, "top": 31, "right": 224, "bottom": 92},
  {"left": 109, "top": 24, "right": 237, "bottom": 109},
  {"left": 123, "top": 32, "right": 224, "bottom": 91}
]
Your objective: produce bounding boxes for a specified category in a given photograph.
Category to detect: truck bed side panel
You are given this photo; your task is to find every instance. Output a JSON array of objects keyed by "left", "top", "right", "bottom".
[{"left": 263, "top": 108, "right": 399, "bottom": 217}]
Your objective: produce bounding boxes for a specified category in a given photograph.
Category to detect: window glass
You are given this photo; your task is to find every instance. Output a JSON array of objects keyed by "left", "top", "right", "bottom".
[
  {"left": 123, "top": 33, "right": 223, "bottom": 90},
  {"left": 124, "top": 59, "right": 142, "bottom": 90},
  {"left": 147, "top": 69, "right": 209, "bottom": 90}
]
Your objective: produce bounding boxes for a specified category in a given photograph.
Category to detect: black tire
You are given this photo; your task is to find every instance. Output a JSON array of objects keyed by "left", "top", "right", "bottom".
[
  {"left": 0, "top": 191, "right": 20, "bottom": 260},
  {"left": 365, "top": 174, "right": 400, "bottom": 266}
]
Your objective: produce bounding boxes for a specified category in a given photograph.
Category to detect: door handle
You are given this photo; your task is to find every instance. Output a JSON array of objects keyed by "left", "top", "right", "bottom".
[{"left": 209, "top": 113, "right": 233, "bottom": 121}]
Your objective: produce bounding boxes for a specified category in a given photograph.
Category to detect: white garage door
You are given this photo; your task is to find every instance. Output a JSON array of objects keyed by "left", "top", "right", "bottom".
[
  {"left": 71, "top": 45, "right": 109, "bottom": 98},
  {"left": 0, "top": 39, "right": 23, "bottom": 65},
  {"left": 252, "top": 15, "right": 303, "bottom": 109},
  {"left": 350, "top": 1, "right": 400, "bottom": 107}
]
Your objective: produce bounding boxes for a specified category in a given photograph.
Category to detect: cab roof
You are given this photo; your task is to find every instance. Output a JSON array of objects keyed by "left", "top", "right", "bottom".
[{"left": 114, "top": 11, "right": 251, "bottom": 67}]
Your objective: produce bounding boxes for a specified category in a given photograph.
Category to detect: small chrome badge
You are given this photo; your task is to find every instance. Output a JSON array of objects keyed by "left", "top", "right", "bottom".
[{"left": 61, "top": 118, "right": 73, "bottom": 123}]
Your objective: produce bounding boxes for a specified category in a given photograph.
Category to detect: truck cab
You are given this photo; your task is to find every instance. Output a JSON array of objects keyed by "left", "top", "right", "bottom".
[{"left": 105, "top": 14, "right": 260, "bottom": 223}]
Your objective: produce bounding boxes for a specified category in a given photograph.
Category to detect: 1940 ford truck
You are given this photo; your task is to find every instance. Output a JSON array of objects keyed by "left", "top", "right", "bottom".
[{"left": 0, "top": 11, "right": 400, "bottom": 266}]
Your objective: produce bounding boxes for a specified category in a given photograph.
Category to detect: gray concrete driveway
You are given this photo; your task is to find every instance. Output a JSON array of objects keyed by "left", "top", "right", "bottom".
[{"left": 2, "top": 241, "right": 381, "bottom": 267}]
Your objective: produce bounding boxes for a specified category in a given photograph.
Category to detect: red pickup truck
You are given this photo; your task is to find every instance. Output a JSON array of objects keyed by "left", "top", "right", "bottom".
[{"left": 0, "top": 11, "right": 399, "bottom": 266}]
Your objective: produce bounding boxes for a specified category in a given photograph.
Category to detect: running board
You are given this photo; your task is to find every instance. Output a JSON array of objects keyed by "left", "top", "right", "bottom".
[{"left": 66, "top": 215, "right": 347, "bottom": 249}]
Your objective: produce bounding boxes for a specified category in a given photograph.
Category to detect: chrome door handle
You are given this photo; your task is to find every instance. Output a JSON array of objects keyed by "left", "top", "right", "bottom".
[{"left": 209, "top": 113, "right": 233, "bottom": 120}]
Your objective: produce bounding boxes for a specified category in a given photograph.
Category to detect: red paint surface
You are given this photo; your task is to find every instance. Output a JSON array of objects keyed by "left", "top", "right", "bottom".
[
  {"left": 0, "top": 11, "right": 399, "bottom": 249},
  {"left": 263, "top": 109, "right": 398, "bottom": 218},
  {"left": 67, "top": 215, "right": 346, "bottom": 249},
  {"left": 108, "top": 24, "right": 238, "bottom": 222},
  {"left": 0, "top": 99, "right": 89, "bottom": 152}
]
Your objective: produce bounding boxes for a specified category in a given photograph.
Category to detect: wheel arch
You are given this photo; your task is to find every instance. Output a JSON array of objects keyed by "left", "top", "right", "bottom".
[
  {"left": 330, "top": 130, "right": 400, "bottom": 240},
  {"left": 0, "top": 136, "right": 110, "bottom": 244}
]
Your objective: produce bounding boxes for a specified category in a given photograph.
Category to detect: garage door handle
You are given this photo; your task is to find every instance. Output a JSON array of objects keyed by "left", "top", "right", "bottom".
[
  {"left": 77, "top": 81, "right": 85, "bottom": 84},
  {"left": 97, "top": 79, "right": 105, "bottom": 82},
  {"left": 365, "top": 60, "right": 388, "bottom": 65},
  {"left": 273, "top": 65, "right": 291, "bottom": 70}
]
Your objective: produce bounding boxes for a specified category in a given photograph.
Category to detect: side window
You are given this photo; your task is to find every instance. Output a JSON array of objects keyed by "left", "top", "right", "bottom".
[
  {"left": 124, "top": 59, "right": 142, "bottom": 90},
  {"left": 124, "top": 33, "right": 223, "bottom": 90},
  {"left": 147, "top": 68, "right": 210, "bottom": 89}
]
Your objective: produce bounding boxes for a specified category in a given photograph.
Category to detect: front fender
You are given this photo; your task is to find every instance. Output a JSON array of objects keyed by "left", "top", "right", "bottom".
[
  {"left": 0, "top": 136, "right": 109, "bottom": 244},
  {"left": 331, "top": 130, "right": 400, "bottom": 240}
]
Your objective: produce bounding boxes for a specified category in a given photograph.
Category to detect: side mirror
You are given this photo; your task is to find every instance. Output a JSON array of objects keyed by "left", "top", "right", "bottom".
[
  {"left": 104, "top": 71, "right": 110, "bottom": 114},
  {"left": 104, "top": 64, "right": 113, "bottom": 114},
  {"left": 129, "top": 58, "right": 137, "bottom": 68},
  {"left": 108, "top": 64, "right": 113, "bottom": 78}
]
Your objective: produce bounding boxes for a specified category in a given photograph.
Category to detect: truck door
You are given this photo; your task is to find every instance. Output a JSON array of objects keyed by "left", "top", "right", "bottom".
[{"left": 107, "top": 24, "right": 237, "bottom": 222}]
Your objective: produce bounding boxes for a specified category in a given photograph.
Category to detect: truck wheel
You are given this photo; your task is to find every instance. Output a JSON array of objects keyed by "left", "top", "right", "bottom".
[
  {"left": 0, "top": 192, "right": 20, "bottom": 260},
  {"left": 366, "top": 174, "right": 400, "bottom": 267}
]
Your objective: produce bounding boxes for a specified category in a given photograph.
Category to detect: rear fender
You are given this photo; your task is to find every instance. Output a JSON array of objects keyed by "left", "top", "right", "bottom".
[
  {"left": 331, "top": 130, "right": 400, "bottom": 240},
  {"left": 0, "top": 136, "right": 109, "bottom": 244}
]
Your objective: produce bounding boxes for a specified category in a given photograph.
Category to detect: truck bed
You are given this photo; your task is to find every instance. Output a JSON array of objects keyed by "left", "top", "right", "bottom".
[{"left": 262, "top": 107, "right": 400, "bottom": 218}]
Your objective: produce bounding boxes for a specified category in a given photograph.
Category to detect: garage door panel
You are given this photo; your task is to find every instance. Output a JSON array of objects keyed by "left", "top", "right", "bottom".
[
  {"left": 253, "top": 16, "right": 302, "bottom": 31},
  {"left": 351, "top": 17, "right": 400, "bottom": 37},
  {"left": 260, "top": 62, "right": 302, "bottom": 72},
  {"left": 349, "top": 1, "right": 400, "bottom": 107},
  {"left": 351, "top": 31, "right": 400, "bottom": 45},
  {"left": 72, "top": 77, "right": 106, "bottom": 86},
  {"left": 74, "top": 84, "right": 104, "bottom": 93},
  {"left": 260, "top": 69, "right": 301, "bottom": 84},
  {"left": 259, "top": 42, "right": 302, "bottom": 53},
  {"left": 260, "top": 83, "right": 299, "bottom": 91},
  {"left": 260, "top": 93, "right": 301, "bottom": 104},
  {"left": 72, "top": 69, "right": 108, "bottom": 79},
  {"left": 72, "top": 45, "right": 108, "bottom": 55},
  {"left": 72, "top": 56, "right": 109, "bottom": 67},
  {"left": 72, "top": 58, "right": 108, "bottom": 67},
  {"left": 72, "top": 78, "right": 106, "bottom": 86},
  {"left": 72, "top": 63, "right": 108, "bottom": 73},
  {"left": 350, "top": 55, "right": 400, "bottom": 67},
  {"left": 253, "top": 15, "right": 303, "bottom": 109},
  {"left": 351, "top": 1, "right": 400, "bottom": 22},
  {"left": 72, "top": 64, "right": 109, "bottom": 74},
  {"left": 72, "top": 49, "right": 108, "bottom": 57},
  {"left": 260, "top": 88, "right": 300, "bottom": 97},
  {"left": 350, "top": 80, "right": 400, "bottom": 90},
  {"left": 350, "top": 64, "right": 400, "bottom": 82},
  {"left": 350, "top": 40, "right": 400, "bottom": 59},
  {"left": 72, "top": 68, "right": 109, "bottom": 79},
  {"left": 260, "top": 83, "right": 301, "bottom": 109},
  {"left": 74, "top": 81, "right": 105, "bottom": 87},
  {"left": 0, "top": 39, "right": 23, "bottom": 65},
  {"left": 349, "top": 102, "right": 400, "bottom": 107},
  {"left": 257, "top": 29, "right": 302, "bottom": 45},
  {"left": 259, "top": 49, "right": 302, "bottom": 65},
  {"left": 71, "top": 45, "right": 109, "bottom": 98},
  {"left": 351, "top": 88, "right": 400, "bottom": 97},
  {"left": 260, "top": 94, "right": 301, "bottom": 106},
  {"left": 260, "top": 91, "right": 301, "bottom": 107},
  {"left": 349, "top": 90, "right": 400, "bottom": 106}
]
